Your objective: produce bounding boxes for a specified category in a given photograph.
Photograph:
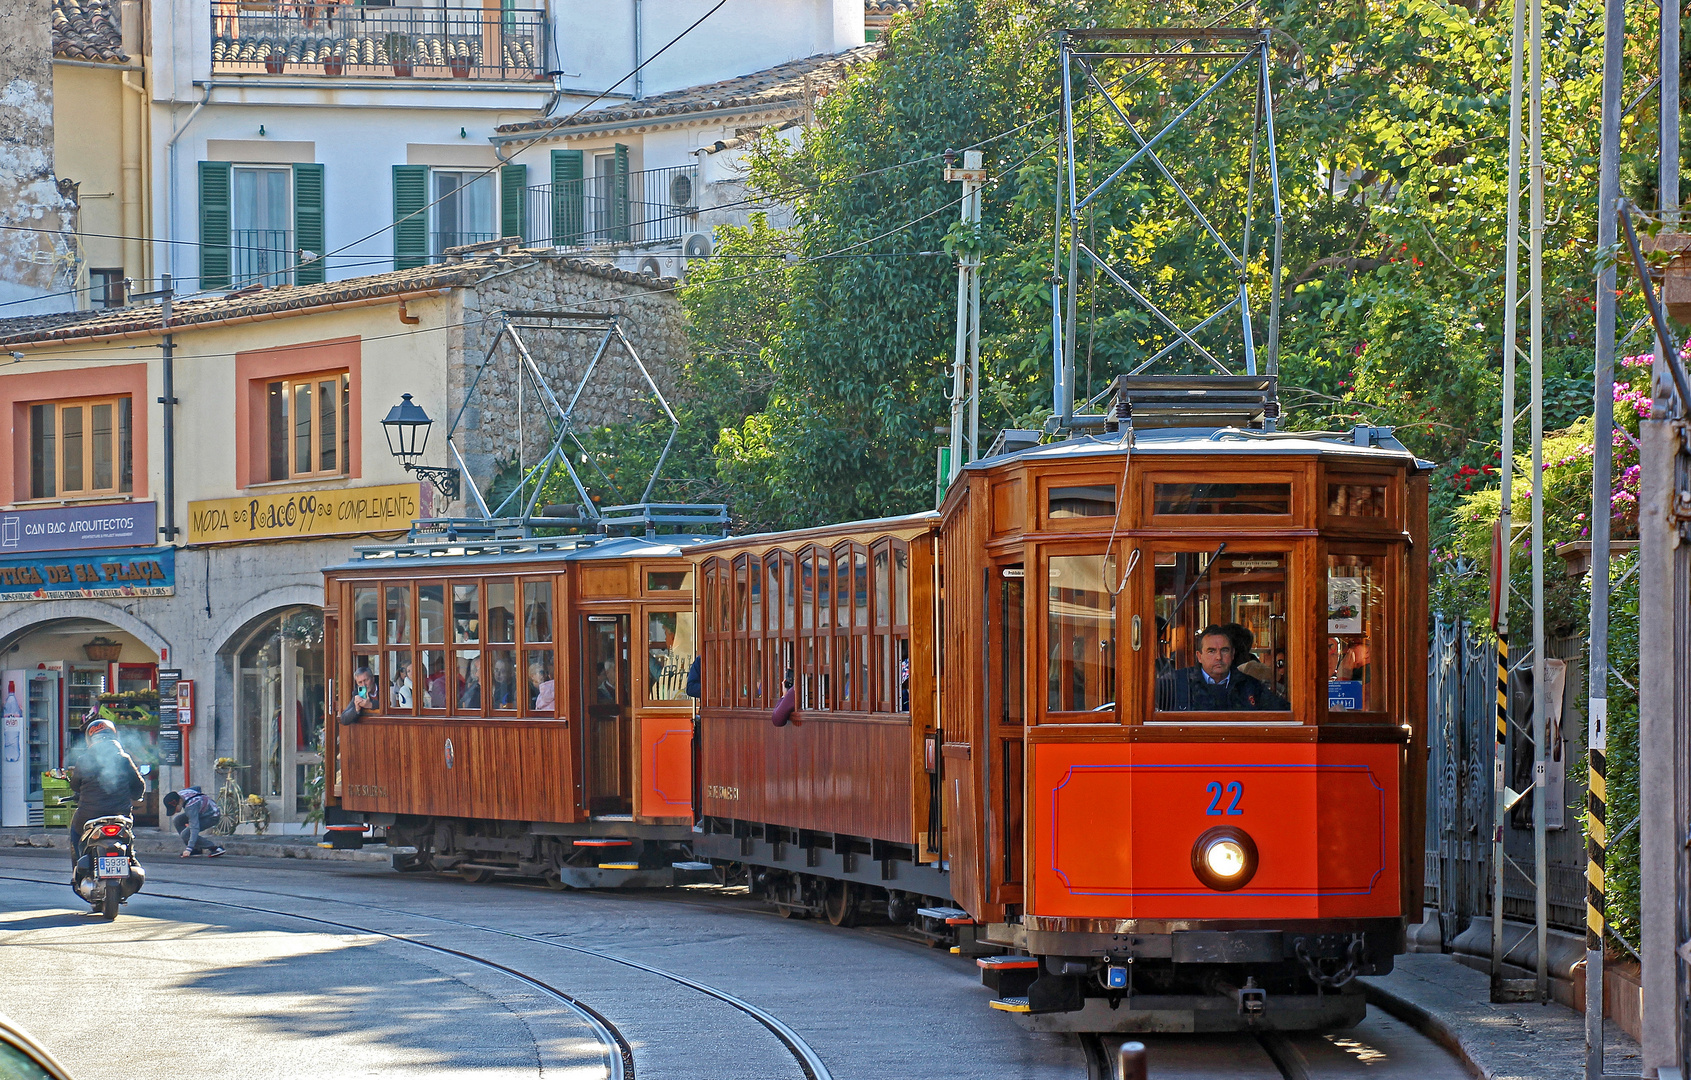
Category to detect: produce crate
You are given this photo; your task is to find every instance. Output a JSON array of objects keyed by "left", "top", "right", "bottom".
[
  {"left": 41, "top": 774, "right": 73, "bottom": 808},
  {"left": 42, "top": 806, "right": 72, "bottom": 829}
]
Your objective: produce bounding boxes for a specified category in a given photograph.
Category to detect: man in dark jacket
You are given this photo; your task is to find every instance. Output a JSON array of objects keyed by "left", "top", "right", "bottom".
[
  {"left": 66, "top": 717, "right": 146, "bottom": 867},
  {"left": 1157, "top": 626, "right": 1289, "bottom": 712}
]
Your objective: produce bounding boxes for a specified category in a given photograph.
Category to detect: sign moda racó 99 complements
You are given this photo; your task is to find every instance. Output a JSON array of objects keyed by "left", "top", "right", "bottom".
[{"left": 0, "top": 546, "right": 175, "bottom": 602}]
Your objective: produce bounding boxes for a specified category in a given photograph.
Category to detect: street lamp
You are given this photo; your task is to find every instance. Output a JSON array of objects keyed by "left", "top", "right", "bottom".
[{"left": 381, "top": 393, "right": 459, "bottom": 499}]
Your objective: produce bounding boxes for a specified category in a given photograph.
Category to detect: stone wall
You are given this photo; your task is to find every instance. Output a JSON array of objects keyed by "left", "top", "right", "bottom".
[
  {"left": 0, "top": 0, "right": 76, "bottom": 313},
  {"left": 449, "top": 253, "right": 691, "bottom": 509}
]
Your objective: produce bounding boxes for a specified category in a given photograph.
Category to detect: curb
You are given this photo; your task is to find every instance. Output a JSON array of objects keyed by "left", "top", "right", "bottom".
[
  {"left": 1357, "top": 978, "right": 1488, "bottom": 1080},
  {"left": 12, "top": 832, "right": 394, "bottom": 865}
]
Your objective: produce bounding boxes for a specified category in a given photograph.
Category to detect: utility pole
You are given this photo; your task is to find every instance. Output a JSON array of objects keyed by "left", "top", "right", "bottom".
[
  {"left": 1585, "top": 0, "right": 1624, "bottom": 1064},
  {"left": 1492, "top": 0, "right": 1527, "bottom": 998},
  {"left": 132, "top": 274, "right": 179, "bottom": 542},
  {"left": 1528, "top": 0, "right": 1551, "bottom": 1004},
  {"left": 945, "top": 150, "right": 986, "bottom": 483}
]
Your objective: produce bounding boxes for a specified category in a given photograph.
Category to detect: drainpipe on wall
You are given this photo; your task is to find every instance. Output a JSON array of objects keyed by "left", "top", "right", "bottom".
[
  {"left": 164, "top": 85, "right": 210, "bottom": 286},
  {"left": 632, "top": 0, "right": 642, "bottom": 100},
  {"left": 120, "top": 70, "right": 146, "bottom": 287}
]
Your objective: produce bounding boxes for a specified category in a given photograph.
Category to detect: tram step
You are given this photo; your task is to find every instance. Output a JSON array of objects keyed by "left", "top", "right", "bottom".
[
  {"left": 978, "top": 956, "right": 1039, "bottom": 997},
  {"left": 591, "top": 815, "right": 635, "bottom": 822},
  {"left": 671, "top": 861, "right": 714, "bottom": 871},
  {"left": 574, "top": 838, "right": 633, "bottom": 847},
  {"left": 988, "top": 997, "right": 1032, "bottom": 1014},
  {"left": 918, "top": 906, "right": 973, "bottom": 924},
  {"left": 598, "top": 862, "right": 640, "bottom": 870},
  {"left": 976, "top": 955, "right": 1039, "bottom": 969}
]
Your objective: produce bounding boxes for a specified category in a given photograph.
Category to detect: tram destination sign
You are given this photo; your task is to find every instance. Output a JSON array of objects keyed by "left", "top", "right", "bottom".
[
  {"left": 0, "top": 545, "right": 175, "bottom": 602},
  {"left": 188, "top": 482, "right": 421, "bottom": 545},
  {"left": 0, "top": 501, "right": 157, "bottom": 554}
]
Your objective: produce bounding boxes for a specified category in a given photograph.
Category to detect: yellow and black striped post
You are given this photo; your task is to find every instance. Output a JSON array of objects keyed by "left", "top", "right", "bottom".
[
  {"left": 1490, "top": 631, "right": 1509, "bottom": 987},
  {"left": 1587, "top": 743, "right": 1606, "bottom": 948}
]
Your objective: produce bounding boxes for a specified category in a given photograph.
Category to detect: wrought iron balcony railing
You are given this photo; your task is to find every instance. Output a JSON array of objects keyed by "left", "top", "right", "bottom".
[
  {"left": 523, "top": 164, "right": 698, "bottom": 249},
  {"left": 232, "top": 227, "right": 293, "bottom": 286},
  {"left": 211, "top": 3, "right": 547, "bottom": 81}
]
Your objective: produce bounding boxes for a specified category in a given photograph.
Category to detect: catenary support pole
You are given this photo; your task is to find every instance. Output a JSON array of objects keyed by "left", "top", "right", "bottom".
[
  {"left": 946, "top": 151, "right": 986, "bottom": 481},
  {"left": 1493, "top": 0, "right": 1527, "bottom": 996},
  {"left": 1584, "top": 0, "right": 1624, "bottom": 1067},
  {"left": 1529, "top": 0, "right": 1550, "bottom": 1004}
]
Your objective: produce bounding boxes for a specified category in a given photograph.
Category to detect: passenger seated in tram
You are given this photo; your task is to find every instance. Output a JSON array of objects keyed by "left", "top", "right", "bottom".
[
  {"left": 529, "top": 658, "right": 555, "bottom": 711},
  {"left": 490, "top": 656, "right": 518, "bottom": 709},
  {"left": 1156, "top": 625, "right": 1289, "bottom": 712},
  {"left": 1220, "top": 622, "right": 1280, "bottom": 692}
]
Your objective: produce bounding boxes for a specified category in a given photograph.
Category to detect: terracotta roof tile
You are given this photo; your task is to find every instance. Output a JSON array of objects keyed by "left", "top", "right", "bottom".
[
  {"left": 0, "top": 252, "right": 670, "bottom": 348},
  {"left": 864, "top": 0, "right": 918, "bottom": 16},
  {"left": 52, "top": 0, "right": 128, "bottom": 63},
  {"left": 495, "top": 44, "right": 880, "bottom": 136}
]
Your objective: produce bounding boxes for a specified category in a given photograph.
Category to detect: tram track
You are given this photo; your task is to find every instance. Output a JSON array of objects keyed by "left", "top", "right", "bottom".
[{"left": 0, "top": 864, "right": 831, "bottom": 1080}]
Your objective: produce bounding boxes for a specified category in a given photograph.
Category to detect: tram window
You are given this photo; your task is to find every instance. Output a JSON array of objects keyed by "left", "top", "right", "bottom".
[
  {"left": 522, "top": 580, "right": 552, "bottom": 642},
  {"left": 853, "top": 548, "right": 869, "bottom": 629},
  {"left": 1045, "top": 554, "right": 1115, "bottom": 715},
  {"left": 647, "top": 611, "right": 695, "bottom": 702},
  {"left": 704, "top": 565, "right": 718, "bottom": 634},
  {"left": 526, "top": 650, "right": 555, "bottom": 714},
  {"left": 1328, "top": 482, "right": 1387, "bottom": 519},
  {"left": 1153, "top": 482, "right": 1291, "bottom": 516},
  {"left": 782, "top": 554, "right": 796, "bottom": 632},
  {"left": 452, "top": 583, "right": 480, "bottom": 643},
  {"left": 1152, "top": 550, "right": 1289, "bottom": 713},
  {"left": 1327, "top": 553, "right": 1387, "bottom": 713},
  {"left": 455, "top": 652, "right": 484, "bottom": 710},
  {"left": 816, "top": 550, "right": 831, "bottom": 629},
  {"left": 351, "top": 587, "right": 378, "bottom": 645},
  {"left": 999, "top": 571, "right": 1024, "bottom": 726},
  {"left": 800, "top": 551, "right": 814, "bottom": 630},
  {"left": 385, "top": 586, "right": 411, "bottom": 644},
  {"left": 767, "top": 558, "right": 781, "bottom": 635},
  {"left": 1049, "top": 485, "right": 1116, "bottom": 518},
  {"left": 387, "top": 651, "right": 413, "bottom": 712},
  {"left": 894, "top": 546, "right": 909, "bottom": 626},
  {"left": 874, "top": 548, "right": 890, "bottom": 627},
  {"left": 647, "top": 569, "right": 691, "bottom": 592},
  {"left": 487, "top": 649, "right": 518, "bottom": 710},
  {"left": 486, "top": 581, "right": 516, "bottom": 644},
  {"left": 834, "top": 545, "right": 850, "bottom": 628},
  {"left": 419, "top": 649, "right": 447, "bottom": 708},
  {"left": 749, "top": 557, "right": 763, "bottom": 634},
  {"left": 418, "top": 585, "right": 445, "bottom": 645},
  {"left": 735, "top": 558, "right": 749, "bottom": 633}
]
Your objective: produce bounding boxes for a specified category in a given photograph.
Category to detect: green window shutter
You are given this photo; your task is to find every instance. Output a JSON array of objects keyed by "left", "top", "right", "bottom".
[
  {"left": 612, "top": 143, "right": 630, "bottom": 243},
  {"left": 199, "top": 161, "right": 232, "bottom": 290},
  {"left": 500, "top": 162, "right": 527, "bottom": 243},
  {"left": 550, "top": 149, "right": 582, "bottom": 246},
  {"left": 293, "top": 162, "right": 326, "bottom": 286},
  {"left": 392, "top": 164, "right": 429, "bottom": 269}
]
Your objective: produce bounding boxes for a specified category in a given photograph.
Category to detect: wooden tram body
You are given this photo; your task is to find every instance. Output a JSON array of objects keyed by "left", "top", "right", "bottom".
[
  {"left": 934, "top": 425, "right": 1428, "bottom": 1031},
  {"left": 322, "top": 534, "right": 710, "bottom": 886}
]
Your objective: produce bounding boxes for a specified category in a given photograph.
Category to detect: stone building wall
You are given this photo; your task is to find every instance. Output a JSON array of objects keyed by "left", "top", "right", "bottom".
[
  {"left": 448, "top": 253, "right": 691, "bottom": 505},
  {"left": 0, "top": 0, "right": 76, "bottom": 313}
]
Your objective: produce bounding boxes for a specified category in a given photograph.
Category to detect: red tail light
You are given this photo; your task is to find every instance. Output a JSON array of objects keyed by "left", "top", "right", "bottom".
[{"left": 100, "top": 824, "right": 122, "bottom": 837}]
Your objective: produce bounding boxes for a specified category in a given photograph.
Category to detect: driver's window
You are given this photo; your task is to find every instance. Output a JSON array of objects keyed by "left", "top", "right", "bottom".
[
  {"left": 1045, "top": 553, "right": 1116, "bottom": 718},
  {"left": 1152, "top": 550, "right": 1290, "bottom": 713}
]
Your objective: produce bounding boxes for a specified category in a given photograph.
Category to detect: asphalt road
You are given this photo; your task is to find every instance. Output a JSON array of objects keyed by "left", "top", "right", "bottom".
[{"left": 0, "top": 848, "right": 1469, "bottom": 1080}]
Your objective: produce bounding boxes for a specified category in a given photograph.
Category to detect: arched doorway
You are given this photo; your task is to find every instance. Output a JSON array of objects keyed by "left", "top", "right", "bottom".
[{"left": 224, "top": 607, "right": 324, "bottom": 824}]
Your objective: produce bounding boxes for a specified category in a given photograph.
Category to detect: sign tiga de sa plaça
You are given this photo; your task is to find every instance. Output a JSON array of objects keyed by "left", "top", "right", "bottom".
[{"left": 0, "top": 545, "right": 174, "bottom": 602}]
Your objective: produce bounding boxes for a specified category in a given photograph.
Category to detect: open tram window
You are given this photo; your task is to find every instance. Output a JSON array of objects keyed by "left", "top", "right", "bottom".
[
  {"left": 647, "top": 611, "right": 695, "bottom": 702},
  {"left": 1326, "top": 552, "right": 1387, "bottom": 713},
  {"left": 1152, "top": 550, "right": 1289, "bottom": 713},
  {"left": 1044, "top": 553, "right": 1115, "bottom": 718}
]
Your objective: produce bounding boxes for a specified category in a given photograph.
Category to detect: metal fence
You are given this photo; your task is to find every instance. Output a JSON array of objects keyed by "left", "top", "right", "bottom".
[
  {"left": 524, "top": 164, "right": 699, "bottom": 249},
  {"left": 211, "top": 3, "right": 546, "bottom": 80},
  {"left": 1425, "top": 615, "right": 1588, "bottom": 943},
  {"left": 232, "top": 228, "right": 293, "bottom": 287}
]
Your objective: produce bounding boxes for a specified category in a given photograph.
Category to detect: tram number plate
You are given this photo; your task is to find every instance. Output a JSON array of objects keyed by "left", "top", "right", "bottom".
[
  {"left": 1205, "top": 781, "right": 1244, "bottom": 816},
  {"left": 97, "top": 856, "right": 128, "bottom": 878}
]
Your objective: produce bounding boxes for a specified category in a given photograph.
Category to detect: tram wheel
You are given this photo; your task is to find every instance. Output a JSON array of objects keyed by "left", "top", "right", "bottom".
[
  {"left": 544, "top": 871, "right": 570, "bottom": 891},
  {"left": 459, "top": 867, "right": 495, "bottom": 884},
  {"left": 824, "top": 881, "right": 858, "bottom": 928}
]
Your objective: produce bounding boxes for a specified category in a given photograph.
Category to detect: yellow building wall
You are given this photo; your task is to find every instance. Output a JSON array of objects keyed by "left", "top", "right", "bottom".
[{"left": 52, "top": 63, "right": 148, "bottom": 299}]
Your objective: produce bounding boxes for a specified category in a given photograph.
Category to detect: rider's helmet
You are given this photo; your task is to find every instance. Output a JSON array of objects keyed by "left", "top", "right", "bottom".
[{"left": 84, "top": 717, "right": 118, "bottom": 741}]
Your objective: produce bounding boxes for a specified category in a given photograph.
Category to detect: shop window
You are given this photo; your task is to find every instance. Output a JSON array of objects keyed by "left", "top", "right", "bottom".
[
  {"left": 29, "top": 396, "right": 134, "bottom": 499},
  {"left": 234, "top": 607, "right": 323, "bottom": 809},
  {"left": 265, "top": 372, "right": 349, "bottom": 481},
  {"left": 1045, "top": 554, "right": 1115, "bottom": 716},
  {"left": 1152, "top": 550, "right": 1289, "bottom": 713},
  {"left": 1326, "top": 552, "right": 1387, "bottom": 713}
]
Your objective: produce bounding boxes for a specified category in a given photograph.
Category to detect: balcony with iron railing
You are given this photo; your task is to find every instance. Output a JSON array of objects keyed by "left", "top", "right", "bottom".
[
  {"left": 232, "top": 228, "right": 294, "bottom": 286},
  {"left": 523, "top": 164, "right": 699, "bottom": 249},
  {"left": 211, "top": 2, "right": 547, "bottom": 80}
]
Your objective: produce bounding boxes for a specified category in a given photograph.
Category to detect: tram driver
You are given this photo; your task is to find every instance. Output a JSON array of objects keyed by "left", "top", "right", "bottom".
[{"left": 1157, "top": 625, "right": 1288, "bottom": 712}]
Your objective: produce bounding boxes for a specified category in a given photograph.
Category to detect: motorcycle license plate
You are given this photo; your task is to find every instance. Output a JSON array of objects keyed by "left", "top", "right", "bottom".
[{"left": 97, "top": 856, "right": 128, "bottom": 878}]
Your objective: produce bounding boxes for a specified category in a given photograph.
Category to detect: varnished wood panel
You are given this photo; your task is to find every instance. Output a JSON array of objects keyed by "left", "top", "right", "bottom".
[
  {"left": 579, "top": 565, "right": 630, "bottom": 597},
  {"left": 991, "top": 476, "right": 1024, "bottom": 536},
  {"left": 340, "top": 719, "right": 576, "bottom": 823},
  {"left": 699, "top": 712, "right": 913, "bottom": 842}
]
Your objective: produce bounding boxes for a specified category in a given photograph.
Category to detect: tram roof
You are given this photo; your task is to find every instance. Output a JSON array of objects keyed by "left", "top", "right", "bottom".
[
  {"left": 966, "top": 425, "right": 1431, "bottom": 472},
  {"left": 684, "top": 511, "right": 941, "bottom": 556},
  {"left": 326, "top": 532, "right": 720, "bottom": 574}
]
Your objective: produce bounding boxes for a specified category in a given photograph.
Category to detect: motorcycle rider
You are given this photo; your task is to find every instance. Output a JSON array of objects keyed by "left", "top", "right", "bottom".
[{"left": 66, "top": 717, "right": 145, "bottom": 877}]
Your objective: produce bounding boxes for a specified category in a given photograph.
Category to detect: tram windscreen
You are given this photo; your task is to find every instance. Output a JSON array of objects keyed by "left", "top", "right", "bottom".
[{"left": 1153, "top": 550, "right": 1289, "bottom": 713}]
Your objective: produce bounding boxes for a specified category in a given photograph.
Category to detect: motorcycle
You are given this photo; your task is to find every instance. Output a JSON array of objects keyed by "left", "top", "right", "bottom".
[{"left": 73, "top": 815, "right": 145, "bottom": 919}]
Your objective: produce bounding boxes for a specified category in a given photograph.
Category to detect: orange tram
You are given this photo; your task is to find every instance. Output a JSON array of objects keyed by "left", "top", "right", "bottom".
[{"left": 323, "top": 387, "right": 1429, "bottom": 1035}]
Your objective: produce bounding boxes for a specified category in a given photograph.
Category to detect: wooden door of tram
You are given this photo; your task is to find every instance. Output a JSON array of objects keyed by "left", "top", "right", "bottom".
[{"left": 583, "top": 613, "right": 633, "bottom": 816}]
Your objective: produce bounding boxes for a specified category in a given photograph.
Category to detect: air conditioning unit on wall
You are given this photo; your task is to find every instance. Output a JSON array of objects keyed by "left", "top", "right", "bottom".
[
  {"left": 683, "top": 232, "right": 713, "bottom": 260},
  {"left": 637, "top": 256, "right": 666, "bottom": 278}
]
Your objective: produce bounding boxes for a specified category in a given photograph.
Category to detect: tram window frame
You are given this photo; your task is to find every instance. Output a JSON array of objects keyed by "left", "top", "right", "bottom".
[
  {"left": 1142, "top": 469, "right": 1302, "bottom": 526},
  {"left": 450, "top": 580, "right": 484, "bottom": 714},
  {"left": 1321, "top": 543, "right": 1394, "bottom": 721},
  {"left": 520, "top": 577, "right": 558, "bottom": 718},
  {"left": 482, "top": 577, "right": 519, "bottom": 713},
  {"left": 1321, "top": 470, "right": 1399, "bottom": 533},
  {"left": 347, "top": 580, "right": 382, "bottom": 713},
  {"left": 644, "top": 608, "right": 695, "bottom": 706},
  {"left": 384, "top": 581, "right": 414, "bottom": 714},
  {"left": 814, "top": 546, "right": 832, "bottom": 708},
  {"left": 1039, "top": 472, "right": 1121, "bottom": 530},
  {"left": 1145, "top": 543, "right": 1299, "bottom": 723},
  {"left": 833, "top": 542, "right": 852, "bottom": 710},
  {"left": 414, "top": 580, "right": 447, "bottom": 711},
  {"left": 1039, "top": 546, "right": 1118, "bottom": 723}
]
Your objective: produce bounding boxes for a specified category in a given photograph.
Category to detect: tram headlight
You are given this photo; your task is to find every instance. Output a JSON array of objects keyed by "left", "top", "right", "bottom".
[{"left": 1190, "top": 826, "right": 1259, "bottom": 892}]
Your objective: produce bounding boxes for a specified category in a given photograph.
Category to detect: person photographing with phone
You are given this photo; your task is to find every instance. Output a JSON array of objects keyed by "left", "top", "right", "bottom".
[{"left": 342, "top": 665, "right": 380, "bottom": 723}]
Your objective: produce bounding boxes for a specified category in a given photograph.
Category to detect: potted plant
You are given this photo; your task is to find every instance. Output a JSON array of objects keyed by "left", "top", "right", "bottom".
[
  {"left": 263, "top": 42, "right": 286, "bottom": 74},
  {"left": 448, "top": 51, "right": 472, "bottom": 78},
  {"left": 386, "top": 32, "right": 413, "bottom": 76},
  {"left": 323, "top": 46, "right": 344, "bottom": 76}
]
